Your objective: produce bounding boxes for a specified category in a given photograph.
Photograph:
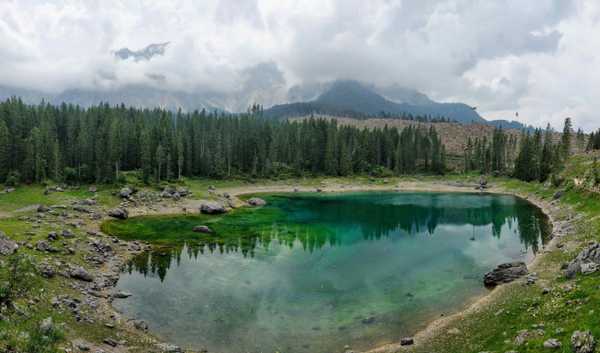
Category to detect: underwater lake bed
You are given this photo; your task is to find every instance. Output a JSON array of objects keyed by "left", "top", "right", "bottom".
[{"left": 104, "top": 192, "right": 550, "bottom": 353}]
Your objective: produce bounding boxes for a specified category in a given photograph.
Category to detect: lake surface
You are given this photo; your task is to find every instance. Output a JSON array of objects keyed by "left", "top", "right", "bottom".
[{"left": 109, "top": 192, "right": 550, "bottom": 353}]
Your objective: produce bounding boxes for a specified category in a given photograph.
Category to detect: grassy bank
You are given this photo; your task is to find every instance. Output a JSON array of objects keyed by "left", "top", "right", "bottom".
[{"left": 405, "top": 158, "right": 600, "bottom": 353}]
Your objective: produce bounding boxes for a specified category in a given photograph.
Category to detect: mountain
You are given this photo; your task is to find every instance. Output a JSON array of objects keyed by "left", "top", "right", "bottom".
[{"left": 264, "top": 80, "right": 487, "bottom": 124}]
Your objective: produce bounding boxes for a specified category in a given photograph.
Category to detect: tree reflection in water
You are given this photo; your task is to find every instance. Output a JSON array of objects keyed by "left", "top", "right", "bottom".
[{"left": 114, "top": 192, "right": 550, "bottom": 282}]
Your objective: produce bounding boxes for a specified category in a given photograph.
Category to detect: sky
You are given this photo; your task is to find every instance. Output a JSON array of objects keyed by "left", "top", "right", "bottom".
[{"left": 0, "top": 0, "right": 598, "bottom": 130}]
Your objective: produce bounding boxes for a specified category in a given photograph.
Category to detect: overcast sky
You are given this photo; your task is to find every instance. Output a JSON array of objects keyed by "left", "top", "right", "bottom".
[{"left": 1, "top": 0, "right": 599, "bottom": 130}]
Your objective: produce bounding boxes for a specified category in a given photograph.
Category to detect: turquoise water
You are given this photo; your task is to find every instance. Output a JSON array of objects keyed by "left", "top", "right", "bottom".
[{"left": 111, "top": 192, "right": 550, "bottom": 353}]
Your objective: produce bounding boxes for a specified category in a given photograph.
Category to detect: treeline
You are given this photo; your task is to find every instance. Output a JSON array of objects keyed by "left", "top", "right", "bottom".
[
  {"left": 586, "top": 129, "right": 600, "bottom": 151},
  {"left": 0, "top": 99, "right": 447, "bottom": 184},
  {"left": 463, "top": 128, "right": 519, "bottom": 175},
  {"left": 463, "top": 118, "right": 574, "bottom": 183}
]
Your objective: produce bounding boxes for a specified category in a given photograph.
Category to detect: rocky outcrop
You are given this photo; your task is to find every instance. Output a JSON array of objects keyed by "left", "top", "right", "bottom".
[
  {"left": 483, "top": 262, "right": 528, "bottom": 287},
  {"left": 247, "top": 197, "right": 267, "bottom": 207},
  {"left": 108, "top": 208, "right": 129, "bottom": 220},
  {"left": 565, "top": 242, "right": 600, "bottom": 279},
  {"left": 200, "top": 202, "right": 228, "bottom": 214},
  {"left": 0, "top": 231, "right": 18, "bottom": 256}
]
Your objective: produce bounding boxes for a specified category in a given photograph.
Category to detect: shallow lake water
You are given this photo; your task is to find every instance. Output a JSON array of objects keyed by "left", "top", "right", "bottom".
[{"left": 110, "top": 192, "right": 550, "bottom": 353}]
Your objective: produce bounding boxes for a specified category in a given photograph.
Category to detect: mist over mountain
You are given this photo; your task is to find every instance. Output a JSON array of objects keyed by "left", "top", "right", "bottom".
[{"left": 0, "top": 79, "right": 531, "bottom": 130}]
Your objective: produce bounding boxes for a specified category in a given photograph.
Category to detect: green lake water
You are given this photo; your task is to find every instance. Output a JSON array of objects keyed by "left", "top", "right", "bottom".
[{"left": 107, "top": 192, "right": 550, "bottom": 353}]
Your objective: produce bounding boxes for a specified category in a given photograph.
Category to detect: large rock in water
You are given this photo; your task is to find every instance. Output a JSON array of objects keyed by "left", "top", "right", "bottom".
[
  {"left": 200, "top": 202, "right": 228, "bottom": 214},
  {"left": 0, "top": 231, "right": 18, "bottom": 256},
  {"left": 247, "top": 197, "right": 266, "bottom": 207},
  {"left": 565, "top": 242, "right": 600, "bottom": 279},
  {"left": 483, "top": 262, "right": 528, "bottom": 287},
  {"left": 192, "top": 225, "right": 213, "bottom": 234}
]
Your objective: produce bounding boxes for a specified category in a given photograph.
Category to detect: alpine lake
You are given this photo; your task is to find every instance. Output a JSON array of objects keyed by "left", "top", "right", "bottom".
[{"left": 102, "top": 191, "right": 551, "bottom": 353}]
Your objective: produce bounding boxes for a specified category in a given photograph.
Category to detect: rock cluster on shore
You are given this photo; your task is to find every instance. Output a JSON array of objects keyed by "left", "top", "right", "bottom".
[{"left": 483, "top": 262, "right": 528, "bottom": 287}]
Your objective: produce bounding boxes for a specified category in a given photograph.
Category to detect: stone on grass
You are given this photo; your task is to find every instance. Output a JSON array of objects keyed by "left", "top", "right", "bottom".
[
  {"left": 119, "top": 187, "right": 133, "bottom": 198},
  {"left": 543, "top": 338, "right": 561, "bottom": 349},
  {"left": 571, "top": 331, "right": 595, "bottom": 353},
  {"left": 39, "top": 317, "right": 54, "bottom": 334},
  {"left": 108, "top": 208, "right": 128, "bottom": 220},
  {"left": 0, "top": 231, "right": 18, "bottom": 256},
  {"left": 37, "top": 205, "right": 50, "bottom": 213},
  {"left": 69, "top": 266, "right": 94, "bottom": 282},
  {"left": 580, "top": 262, "right": 599, "bottom": 275},
  {"left": 200, "top": 202, "right": 228, "bottom": 215}
]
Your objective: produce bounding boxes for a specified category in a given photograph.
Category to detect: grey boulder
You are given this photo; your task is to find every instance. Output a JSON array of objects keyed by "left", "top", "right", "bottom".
[
  {"left": 566, "top": 242, "right": 600, "bottom": 279},
  {"left": 483, "top": 262, "right": 528, "bottom": 287},
  {"left": 0, "top": 232, "right": 18, "bottom": 256},
  {"left": 247, "top": 197, "right": 267, "bottom": 207},
  {"left": 572, "top": 331, "right": 595, "bottom": 353},
  {"left": 200, "top": 202, "right": 228, "bottom": 214},
  {"left": 193, "top": 225, "right": 213, "bottom": 234},
  {"left": 108, "top": 208, "right": 129, "bottom": 220}
]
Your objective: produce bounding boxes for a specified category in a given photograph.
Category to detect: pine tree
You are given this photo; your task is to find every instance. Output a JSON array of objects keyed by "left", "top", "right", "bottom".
[
  {"left": 156, "top": 145, "right": 165, "bottom": 183},
  {"left": 561, "top": 117, "right": 572, "bottom": 159},
  {"left": 0, "top": 120, "right": 9, "bottom": 182}
]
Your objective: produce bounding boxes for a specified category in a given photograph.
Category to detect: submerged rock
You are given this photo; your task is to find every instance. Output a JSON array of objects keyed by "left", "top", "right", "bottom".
[
  {"left": 108, "top": 208, "right": 129, "bottom": 220},
  {"left": 113, "top": 291, "right": 132, "bottom": 299},
  {"left": 0, "top": 231, "right": 18, "bottom": 256},
  {"left": 200, "top": 202, "right": 228, "bottom": 214},
  {"left": 193, "top": 225, "right": 213, "bottom": 234},
  {"left": 247, "top": 197, "right": 267, "bottom": 207},
  {"left": 155, "top": 343, "right": 183, "bottom": 353},
  {"left": 483, "top": 262, "right": 528, "bottom": 287}
]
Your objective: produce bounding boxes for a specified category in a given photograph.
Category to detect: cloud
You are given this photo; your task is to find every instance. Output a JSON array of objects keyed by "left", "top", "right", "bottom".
[{"left": 0, "top": 0, "right": 597, "bottom": 129}]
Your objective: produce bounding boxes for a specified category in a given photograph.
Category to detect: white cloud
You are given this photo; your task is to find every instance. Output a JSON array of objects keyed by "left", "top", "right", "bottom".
[{"left": 0, "top": 0, "right": 598, "bottom": 129}]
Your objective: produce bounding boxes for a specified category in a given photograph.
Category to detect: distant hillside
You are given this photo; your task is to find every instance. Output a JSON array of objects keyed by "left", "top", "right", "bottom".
[{"left": 292, "top": 115, "right": 576, "bottom": 160}]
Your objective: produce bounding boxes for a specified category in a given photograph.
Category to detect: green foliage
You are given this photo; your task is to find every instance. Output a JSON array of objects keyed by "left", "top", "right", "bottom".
[
  {"left": 464, "top": 127, "right": 518, "bottom": 175},
  {"left": 0, "top": 254, "right": 38, "bottom": 305},
  {"left": 22, "top": 320, "right": 64, "bottom": 353},
  {"left": 4, "top": 171, "right": 20, "bottom": 187}
]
